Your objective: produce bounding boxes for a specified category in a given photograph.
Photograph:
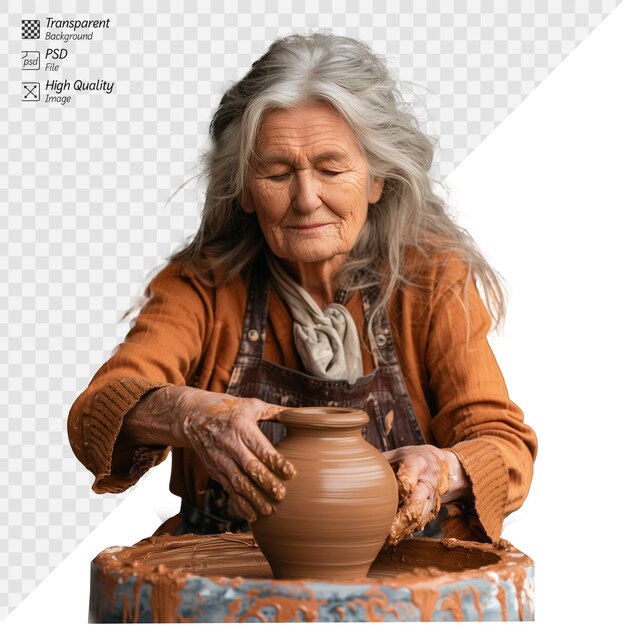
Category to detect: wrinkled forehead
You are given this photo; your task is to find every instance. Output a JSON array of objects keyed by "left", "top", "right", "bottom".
[{"left": 252, "top": 102, "right": 365, "bottom": 163}]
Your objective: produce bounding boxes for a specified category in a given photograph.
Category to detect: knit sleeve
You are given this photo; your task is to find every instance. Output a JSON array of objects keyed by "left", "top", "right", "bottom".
[
  {"left": 425, "top": 259, "right": 538, "bottom": 541},
  {"left": 67, "top": 262, "right": 212, "bottom": 493}
]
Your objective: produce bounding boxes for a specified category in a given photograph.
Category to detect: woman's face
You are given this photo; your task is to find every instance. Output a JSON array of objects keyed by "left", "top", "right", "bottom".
[{"left": 241, "top": 102, "right": 384, "bottom": 265}]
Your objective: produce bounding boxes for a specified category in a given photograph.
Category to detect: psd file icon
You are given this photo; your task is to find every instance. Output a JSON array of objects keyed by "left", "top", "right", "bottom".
[
  {"left": 22, "top": 19, "right": 40, "bottom": 39},
  {"left": 22, "top": 51, "right": 40, "bottom": 70},
  {"left": 22, "top": 82, "right": 40, "bottom": 101}
]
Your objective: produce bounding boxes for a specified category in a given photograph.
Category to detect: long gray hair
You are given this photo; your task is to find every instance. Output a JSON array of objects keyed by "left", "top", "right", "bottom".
[{"left": 168, "top": 32, "right": 506, "bottom": 337}]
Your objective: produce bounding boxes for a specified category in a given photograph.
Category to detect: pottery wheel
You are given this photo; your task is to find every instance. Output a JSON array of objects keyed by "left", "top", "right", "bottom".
[{"left": 89, "top": 532, "right": 534, "bottom": 622}]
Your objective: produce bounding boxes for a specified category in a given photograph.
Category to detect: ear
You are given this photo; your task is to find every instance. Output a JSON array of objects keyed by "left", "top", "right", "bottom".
[{"left": 368, "top": 176, "right": 385, "bottom": 204}]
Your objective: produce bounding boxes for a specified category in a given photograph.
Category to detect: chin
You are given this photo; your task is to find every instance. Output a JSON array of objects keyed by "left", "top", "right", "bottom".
[{"left": 284, "top": 247, "right": 347, "bottom": 264}]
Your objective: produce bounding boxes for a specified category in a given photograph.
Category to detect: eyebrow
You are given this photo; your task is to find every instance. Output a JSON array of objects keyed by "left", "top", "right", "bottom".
[
  {"left": 311, "top": 150, "right": 349, "bottom": 164},
  {"left": 256, "top": 150, "right": 349, "bottom": 167}
]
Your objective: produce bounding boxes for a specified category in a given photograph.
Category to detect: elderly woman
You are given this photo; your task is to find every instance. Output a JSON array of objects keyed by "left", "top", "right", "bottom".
[{"left": 68, "top": 33, "right": 537, "bottom": 544}]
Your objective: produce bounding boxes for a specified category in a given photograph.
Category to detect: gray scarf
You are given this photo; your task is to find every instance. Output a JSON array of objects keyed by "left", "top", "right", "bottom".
[{"left": 266, "top": 253, "right": 363, "bottom": 384}]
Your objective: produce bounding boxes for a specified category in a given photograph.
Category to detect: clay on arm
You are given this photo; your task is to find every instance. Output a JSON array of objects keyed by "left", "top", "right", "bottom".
[
  {"left": 441, "top": 449, "right": 471, "bottom": 504},
  {"left": 67, "top": 263, "right": 212, "bottom": 493},
  {"left": 426, "top": 260, "right": 538, "bottom": 541}
]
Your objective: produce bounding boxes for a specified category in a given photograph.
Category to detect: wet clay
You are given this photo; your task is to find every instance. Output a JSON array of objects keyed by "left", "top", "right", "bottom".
[
  {"left": 90, "top": 532, "right": 534, "bottom": 622},
  {"left": 250, "top": 407, "right": 398, "bottom": 579},
  {"left": 132, "top": 386, "right": 296, "bottom": 522}
]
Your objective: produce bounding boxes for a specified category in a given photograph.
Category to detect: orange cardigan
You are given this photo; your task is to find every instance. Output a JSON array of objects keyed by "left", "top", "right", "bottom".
[{"left": 67, "top": 251, "right": 537, "bottom": 541}]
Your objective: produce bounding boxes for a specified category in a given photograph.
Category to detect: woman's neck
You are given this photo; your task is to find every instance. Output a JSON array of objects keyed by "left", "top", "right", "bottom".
[{"left": 280, "top": 255, "right": 346, "bottom": 308}]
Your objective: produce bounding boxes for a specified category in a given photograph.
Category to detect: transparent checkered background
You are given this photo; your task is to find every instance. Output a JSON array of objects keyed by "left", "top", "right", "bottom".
[{"left": 1, "top": 0, "right": 621, "bottom": 618}]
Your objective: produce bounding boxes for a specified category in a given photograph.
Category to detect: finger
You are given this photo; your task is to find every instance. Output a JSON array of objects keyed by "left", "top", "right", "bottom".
[
  {"left": 412, "top": 480, "right": 439, "bottom": 521},
  {"left": 387, "top": 501, "right": 424, "bottom": 544},
  {"left": 242, "top": 428, "right": 297, "bottom": 480},
  {"left": 217, "top": 418, "right": 291, "bottom": 501},
  {"left": 386, "top": 481, "right": 439, "bottom": 545},
  {"left": 188, "top": 423, "right": 278, "bottom": 515},
  {"left": 396, "top": 461, "right": 418, "bottom": 501},
  {"left": 255, "top": 403, "right": 284, "bottom": 422},
  {"left": 209, "top": 468, "right": 259, "bottom": 523},
  {"left": 381, "top": 448, "right": 402, "bottom": 464},
  {"left": 217, "top": 455, "right": 275, "bottom": 518},
  {"left": 228, "top": 461, "right": 275, "bottom": 516},
  {"left": 245, "top": 456, "right": 288, "bottom": 501},
  {"left": 227, "top": 492, "right": 258, "bottom": 523}
]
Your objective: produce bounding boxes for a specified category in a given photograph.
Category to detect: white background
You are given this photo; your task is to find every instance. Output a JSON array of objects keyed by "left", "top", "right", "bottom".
[
  {"left": 449, "top": 5, "right": 626, "bottom": 623},
  {"left": 4, "top": 3, "right": 626, "bottom": 625}
]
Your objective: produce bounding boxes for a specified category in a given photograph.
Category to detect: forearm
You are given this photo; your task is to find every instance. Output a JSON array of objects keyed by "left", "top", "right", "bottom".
[
  {"left": 111, "top": 385, "right": 221, "bottom": 476},
  {"left": 119, "top": 385, "right": 187, "bottom": 449},
  {"left": 118, "top": 386, "right": 243, "bottom": 449}
]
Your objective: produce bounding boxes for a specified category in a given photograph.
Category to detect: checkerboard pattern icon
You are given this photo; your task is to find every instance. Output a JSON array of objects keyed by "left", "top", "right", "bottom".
[{"left": 21, "top": 19, "right": 40, "bottom": 39}]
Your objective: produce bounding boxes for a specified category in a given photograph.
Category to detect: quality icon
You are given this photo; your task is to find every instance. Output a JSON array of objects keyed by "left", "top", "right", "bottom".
[{"left": 22, "top": 82, "right": 40, "bottom": 101}]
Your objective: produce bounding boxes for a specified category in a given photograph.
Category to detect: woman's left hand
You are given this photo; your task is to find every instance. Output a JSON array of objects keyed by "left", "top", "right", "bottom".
[{"left": 382, "top": 445, "right": 470, "bottom": 545}]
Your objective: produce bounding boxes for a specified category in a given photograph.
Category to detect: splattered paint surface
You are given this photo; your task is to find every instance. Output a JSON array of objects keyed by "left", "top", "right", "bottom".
[{"left": 90, "top": 532, "right": 534, "bottom": 622}]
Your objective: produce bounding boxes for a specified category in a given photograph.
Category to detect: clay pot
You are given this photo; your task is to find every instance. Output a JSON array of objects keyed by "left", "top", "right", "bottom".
[{"left": 250, "top": 407, "right": 398, "bottom": 580}]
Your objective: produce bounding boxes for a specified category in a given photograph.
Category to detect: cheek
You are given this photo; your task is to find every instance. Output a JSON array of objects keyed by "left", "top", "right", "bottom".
[
  {"left": 248, "top": 182, "right": 287, "bottom": 223},
  {"left": 324, "top": 175, "right": 358, "bottom": 206},
  {"left": 333, "top": 177, "right": 370, "bottom": 223},
  {"left": 349, "top": 206, "right": 368, "bottom": 241}
]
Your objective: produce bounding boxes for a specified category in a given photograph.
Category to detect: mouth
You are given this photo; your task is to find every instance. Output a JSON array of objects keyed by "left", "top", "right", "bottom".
[{"left": 286, "top": 223, "right": 332, "bottom": 231}]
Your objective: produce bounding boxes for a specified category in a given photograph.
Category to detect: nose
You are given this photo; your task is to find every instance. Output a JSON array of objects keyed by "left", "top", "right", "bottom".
[{"left": 291, "top": 171, "right": 321, "bottom": 213}]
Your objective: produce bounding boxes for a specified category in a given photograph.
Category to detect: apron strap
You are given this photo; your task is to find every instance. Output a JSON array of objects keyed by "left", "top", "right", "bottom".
[{"left": 235, "top": 256, "right": 270, "bottom": 361}]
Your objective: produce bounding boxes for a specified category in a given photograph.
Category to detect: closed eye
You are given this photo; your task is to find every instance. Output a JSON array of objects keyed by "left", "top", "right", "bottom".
[{"left": 265, "top": 170, "right": 342, "bottom": 180}]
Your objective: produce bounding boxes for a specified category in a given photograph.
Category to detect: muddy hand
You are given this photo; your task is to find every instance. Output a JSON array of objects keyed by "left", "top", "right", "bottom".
[
  {"left": 172, "top": 388, "right": 296, "bottom": 522},
  {"left": 382, "top": 445, "right": 450, "bottom": 546}
]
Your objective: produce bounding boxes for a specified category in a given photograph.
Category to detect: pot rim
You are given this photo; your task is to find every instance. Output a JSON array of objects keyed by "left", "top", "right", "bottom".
[{"left": 278, "top": 407, "right": 369, "bottom": 428}]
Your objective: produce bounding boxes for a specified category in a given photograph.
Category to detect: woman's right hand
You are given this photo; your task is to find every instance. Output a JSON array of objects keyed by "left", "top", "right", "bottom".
[
  {"left": 178, "top": 388, "right": 296, "bottom": 521},
  {"left": 122, "top": 386, "right": 296, "bottom": 522}
]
